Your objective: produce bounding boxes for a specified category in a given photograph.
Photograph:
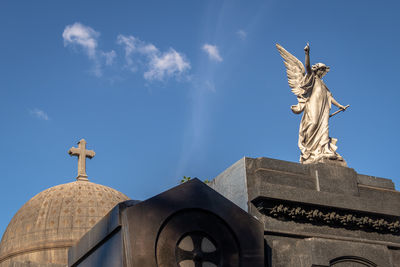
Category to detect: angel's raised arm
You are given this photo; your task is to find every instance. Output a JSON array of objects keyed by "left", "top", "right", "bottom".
[{"left": 304, "top": 43, "right": 312, "bottom": 74}]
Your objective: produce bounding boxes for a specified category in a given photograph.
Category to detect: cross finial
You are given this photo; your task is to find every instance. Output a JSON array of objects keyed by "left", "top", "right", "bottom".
[{"left": 68, "top": 139, "right": 95, "bottom": 181}]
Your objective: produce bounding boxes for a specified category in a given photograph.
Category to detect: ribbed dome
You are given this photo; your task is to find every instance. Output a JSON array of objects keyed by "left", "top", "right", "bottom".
[{"left": 0, "top": 180, "right": 129, "bottom": 266}]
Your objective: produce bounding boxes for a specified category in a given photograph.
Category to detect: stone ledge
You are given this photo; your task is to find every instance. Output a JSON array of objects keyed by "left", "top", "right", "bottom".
[{"left": 357, "top": 174, "right": 395, "bottom": 190}]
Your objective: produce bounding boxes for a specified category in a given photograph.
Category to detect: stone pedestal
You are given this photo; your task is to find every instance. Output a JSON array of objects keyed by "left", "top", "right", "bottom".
[{"left": 210, "top": 157, "right": 400, "bottom": 267}]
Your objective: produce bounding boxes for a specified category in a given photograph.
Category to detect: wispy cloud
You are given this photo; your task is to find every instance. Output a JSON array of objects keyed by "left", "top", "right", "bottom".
[
  {"left": 63, "top": 23, "right": 191, "bottom": 82},
  {"left": 63, "top": 22, "right": 116, "bottom": 77},
  {"left": 117, "top": 35, "right": 157, "bottom": 58},
  {"left": 202, "top": 44, "right": 223, "bottom": 62},
  {"left": 101, "top": 50, "right": 116, "bottom": 66},
  {"left": 236, "top": 29, "right": 247, "bottom": 40},
  {"left": 116, "top": 35, "right": 136, "bottom": 68},
  {"left": 29, "top": 108, "right": 49, "bottom": 121},
  {"left": 116, "top": 35, "right": 157, "bottom": 71},
  {"left": 117, "top": 34, "right": 190, "bottom": 81},
  {"left": 63, "top": 23, "right": 99, "bottom": 59}
]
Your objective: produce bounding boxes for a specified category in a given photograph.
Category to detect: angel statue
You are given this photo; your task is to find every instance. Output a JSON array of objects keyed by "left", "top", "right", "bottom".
[{"left": 276, "top": 43, "right": 349, "bottom": 166}]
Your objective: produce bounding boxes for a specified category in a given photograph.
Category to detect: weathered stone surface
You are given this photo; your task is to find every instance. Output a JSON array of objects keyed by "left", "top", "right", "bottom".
[
  {"left": 0, "top": 181, "right": 129, "bottom": 266},
  {"left": 266, "top": 236, "right": 393, "bottom": 267},
  {"left": 209, "top": 158, "right": 249, "bottom": 211},
  {"left": 392, "top": 250, "right": 400, "bottom": 267},
  {"left": 357, "top": 173, "right": 395, "bottom": 190},
  {"left": 309, "top": 163, "right": 359, "bottom": 196}
]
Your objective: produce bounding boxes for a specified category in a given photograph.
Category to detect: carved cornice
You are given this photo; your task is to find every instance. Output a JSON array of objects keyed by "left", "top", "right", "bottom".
[{"left": 252, "top": 197, "right": 400, "bottom": 235}]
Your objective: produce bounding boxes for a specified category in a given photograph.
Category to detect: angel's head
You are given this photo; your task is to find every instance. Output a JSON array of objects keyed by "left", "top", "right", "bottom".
[{"left": 312, "top": 63, "right": 330, "bottom": 78}]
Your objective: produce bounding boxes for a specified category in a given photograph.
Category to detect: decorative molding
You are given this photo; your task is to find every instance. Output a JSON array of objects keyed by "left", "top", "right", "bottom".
[
  {"left": 252, "top": 197, "right": 400, "bottom": 235},
  {"left": 330, "top": 256, "right": 377, "bottom": 267}
]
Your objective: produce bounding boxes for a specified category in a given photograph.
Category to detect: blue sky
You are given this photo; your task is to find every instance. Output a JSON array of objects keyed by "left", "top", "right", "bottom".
[{"left": 0, "top": 0, "right": 399, "bottom": 236}]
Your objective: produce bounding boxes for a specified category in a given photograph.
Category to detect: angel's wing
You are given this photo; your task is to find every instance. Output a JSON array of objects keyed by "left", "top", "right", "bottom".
[{"left": 276, "top": 44, "right": 306, "bottom": 97}]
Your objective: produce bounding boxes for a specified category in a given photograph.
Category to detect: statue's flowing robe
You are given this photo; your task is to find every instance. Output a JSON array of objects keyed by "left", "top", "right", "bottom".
[{"left": 291, "top": 74, "right": 342, "bottom": 164}]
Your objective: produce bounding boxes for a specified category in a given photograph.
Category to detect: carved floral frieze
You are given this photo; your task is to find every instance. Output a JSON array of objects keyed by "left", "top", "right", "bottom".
[{"left": 253, "top": 198, "right": 400, "bottom": 234}]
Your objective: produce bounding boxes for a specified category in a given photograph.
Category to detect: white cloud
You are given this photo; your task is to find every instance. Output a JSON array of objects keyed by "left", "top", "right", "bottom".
[
  {"left": 117, "top": 35, "right": 156, "bottom": 69},
  {"left": 144, "top": 48, "right": 190, "bottom": 81},
  {"left": 236, "top": 29, "right": 247, "bottom": 40},
  {"left": 117, "top": 35, "right": 157, "bottom": 58},
  {"left": 202, "top": 44, "right": 223, "bottom": 62},
  {"left": 117, "top": 34, "right": 190, "bottom": 81},
  {"left": 63, "top": 26, "right": 191, "bottom": 82},
  {"left": 29, "top": 108, "right": 49, "bottom": 121},
  {"left": 63, "top": 23, "right": 99, "bottom": 59},
  {"left": 63, "top": 22, "right": 117, "bottom": 77}
]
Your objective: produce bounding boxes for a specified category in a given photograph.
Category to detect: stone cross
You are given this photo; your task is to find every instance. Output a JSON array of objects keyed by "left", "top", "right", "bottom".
[{"left": 68, "top": 139, "right": 95, "bottom": 181}]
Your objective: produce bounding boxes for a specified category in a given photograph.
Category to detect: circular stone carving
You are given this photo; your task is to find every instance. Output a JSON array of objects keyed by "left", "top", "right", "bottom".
[
  {"left": 176, "top": 232, "right": 219, "bottom": 267},
  {"left": 156, "top": 210, "right": 239, "bottom": 267}
]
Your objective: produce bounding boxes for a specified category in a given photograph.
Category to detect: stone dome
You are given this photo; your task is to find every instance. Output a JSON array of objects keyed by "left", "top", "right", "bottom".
[{"left": 0, "top": 180, "right": 129, "bottom": 266}]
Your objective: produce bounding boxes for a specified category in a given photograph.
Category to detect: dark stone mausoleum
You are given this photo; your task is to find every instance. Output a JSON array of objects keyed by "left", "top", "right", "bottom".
[{"left": 69, "top": 157, "right": 400, "bottom": 267}]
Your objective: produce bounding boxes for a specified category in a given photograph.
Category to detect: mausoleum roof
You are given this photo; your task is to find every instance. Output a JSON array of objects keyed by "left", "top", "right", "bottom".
[{"left": 0, "top": 180, "right": 129, "bottom": 266}]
